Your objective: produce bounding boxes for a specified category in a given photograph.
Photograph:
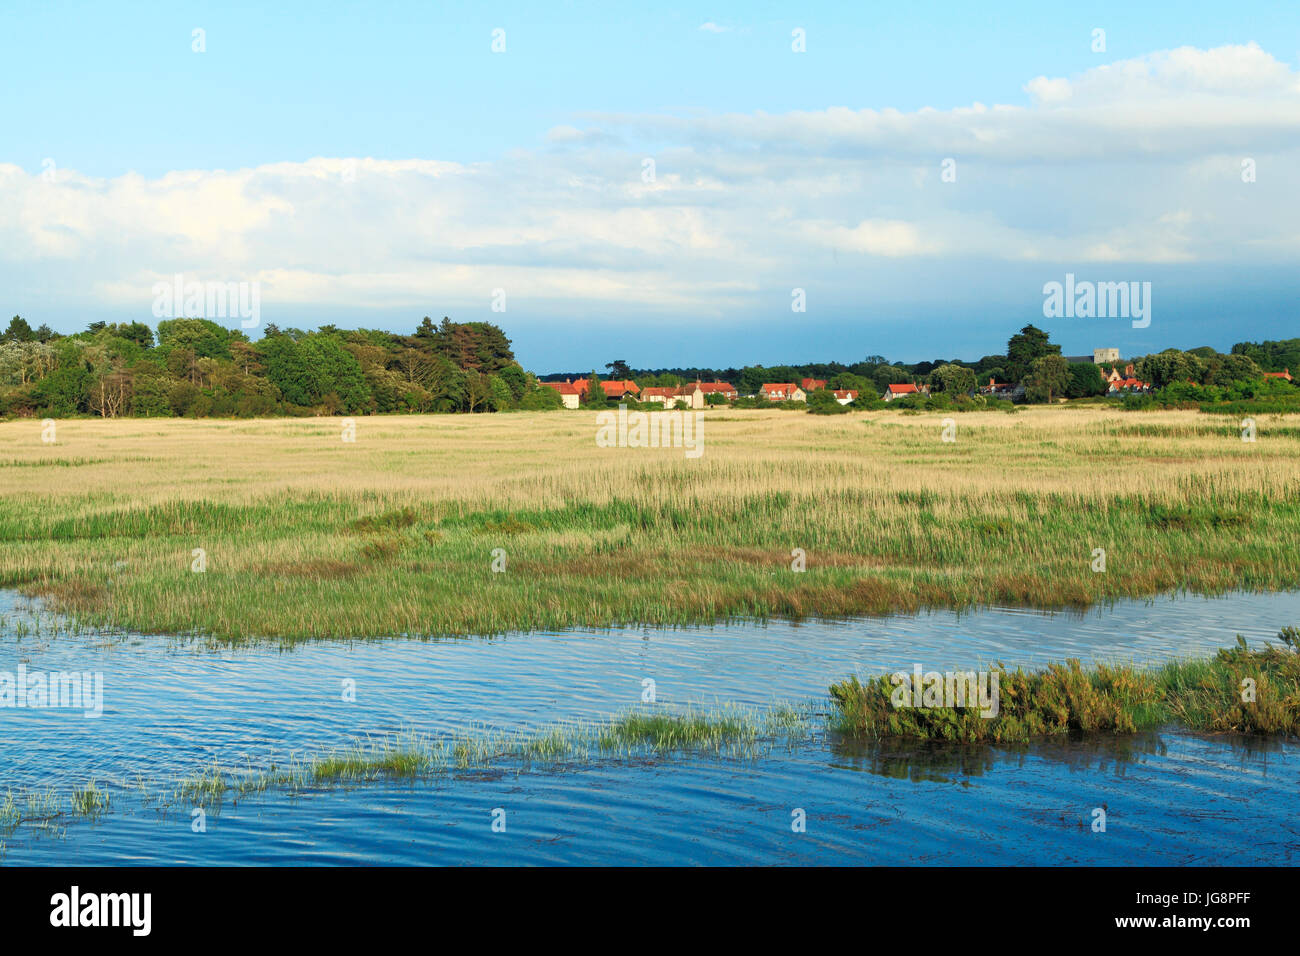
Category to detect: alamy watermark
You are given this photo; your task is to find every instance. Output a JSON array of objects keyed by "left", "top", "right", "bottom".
[
  {"left": 0, "top": 665, "right": 103, "bottom": 718},
  {"left": 151, "top": 273, "right": 260, "bottom": 329},
  {"left": 1042, "top": 273, "right": 1151, "bottom": 329},
  {"left": 889, "top": 664, "right": 1000, "bottom": 718},
  {"left": 596, "top": 404, "right": 704, "bottom": 459}
]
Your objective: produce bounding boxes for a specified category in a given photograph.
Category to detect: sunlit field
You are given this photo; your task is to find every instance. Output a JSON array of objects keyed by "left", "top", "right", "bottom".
[{"left": 2, "top": 406, "right": 1298, "bottom": 641}]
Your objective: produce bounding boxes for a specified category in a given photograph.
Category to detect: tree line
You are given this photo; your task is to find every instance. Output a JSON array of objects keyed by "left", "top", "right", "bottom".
[
  {"left": 573, "top": 326, "right": 1300, "bottom": 408},
  {"left": 0, "top": 315, "right": 562, "bottom": 418},
  {"left": 4, "top": 313, "right": 1295, "bottom": 418}
]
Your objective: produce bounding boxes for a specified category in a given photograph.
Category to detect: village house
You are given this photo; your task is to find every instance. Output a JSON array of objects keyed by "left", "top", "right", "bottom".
[
  {"left": 882, "top": 383, "right": 927, "bottom": 402},
  {"left": 1264, "top": 368, "right": 1293, "bottom": 381},
  {"left": 800, "top": 378, "right": 828, "bottom": 392},
  {"left": 573, "top": 378, "right": 639, "bottom": 400},
  {"left": 761, "top": 383, "right": 806, "bottom": 402},
  {"left": 1101, "top": 363, "right": 1139, "bottom": 384},
  {"left": 542, "top": 380, "right": 582, "bottom": 409},
  {"left": 638, "top": 385, "right": 679, "bottom": 407},
  {"left": 831, "top": 389, "right": 858, "bottom": 405},
  {"left": 1108, "top": 376, "right": 1151, "bottom": 394},
  {"left": 977, "top": 377, "right": 1017, "bottom": 400},
  {"left": 675, "top": 380, "right": 738, "bottom": 409},
  {"left": 1096, "top": 363, "right": 1151, "bottom": 393}
]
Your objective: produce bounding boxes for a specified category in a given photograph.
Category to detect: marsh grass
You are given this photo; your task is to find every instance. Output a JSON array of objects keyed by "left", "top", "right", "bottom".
[
  {"left": 70, "top": 780, "right": 109, "bottom": 818},
  {"left": 2, "top": 408, "right": 1298, "bottom": 641},
  {"left": 174, "top": 702, "right": 816, "bottom": 806},
  {"left": 829, "top": 630, "right": 1300, "bottom": 743},
  {"left": 0, "top": 786, "right": 76, "bottom": 838}
]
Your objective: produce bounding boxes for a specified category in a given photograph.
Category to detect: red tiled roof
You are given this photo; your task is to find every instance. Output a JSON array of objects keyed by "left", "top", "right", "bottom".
[
  {"left": 574, "top": 378, "right": 638, "bottom": 396},
  {"left": 677, "top": 381, "right": 736, "bottom": 396},
  {"left": 832, "top": 390, "right": 857, "bottom": 400},
  {"left": 886, "top": 384, "right": 919, "bottom": 395},
  {"left": 543, "top": 382, "right": 580, "bottom": 395},
  {"left": 801, "top": 378, "right": 828, "bottom": 391}
]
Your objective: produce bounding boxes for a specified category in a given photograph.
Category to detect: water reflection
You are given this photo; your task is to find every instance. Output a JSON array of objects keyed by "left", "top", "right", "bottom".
[{"left": 2, "top": 588, "right": 1299, "bottom": 864}]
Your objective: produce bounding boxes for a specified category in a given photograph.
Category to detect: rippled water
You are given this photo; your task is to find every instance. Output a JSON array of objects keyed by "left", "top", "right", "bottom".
[{"left": 2, "top": 590, "right": 1298, "bottom": 865}]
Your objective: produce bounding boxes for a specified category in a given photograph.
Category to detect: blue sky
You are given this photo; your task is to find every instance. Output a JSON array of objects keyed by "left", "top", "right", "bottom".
[{"left": 3, "top": 1, "right": 1298, "bottom": 371}]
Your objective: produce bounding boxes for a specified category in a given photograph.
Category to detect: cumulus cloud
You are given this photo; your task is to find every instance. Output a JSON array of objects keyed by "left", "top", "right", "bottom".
[{"left": 3, "top": 44, "right": 1298, "bottom": 328}]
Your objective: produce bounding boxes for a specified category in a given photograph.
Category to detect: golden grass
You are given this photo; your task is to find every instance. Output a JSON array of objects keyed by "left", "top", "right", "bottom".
[{"left": 1, "top": 405, "right": 1298, "bottom": 640}]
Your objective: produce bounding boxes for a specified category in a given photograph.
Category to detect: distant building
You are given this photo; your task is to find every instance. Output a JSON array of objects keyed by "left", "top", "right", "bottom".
[
  {"left": 1264, "top": 368, "right": 1293, "bottom": 381},
  {"left": 883, "top": 383, "right": 920, "bottom": 402},
  {"left": 542, "top": 380, "right": 582, "bottom": 409},
  {"left": 700, "top": 381, "right": 738, "bottom": 400},
  {"left": 676, "top": 380, "right": 738, "bottom": 408},
  {"left": 800, "top": 378, "right": 828, "bottom": 392},
  {"left": 1101, "top": 363, "right": 1138, "bottom": 385},
  {"left": 831, "top": 389, "right": 858, "bottom": 405},
  {"left": 978, "top": 377, "right": 1016, "bottom": 400},
  {"left": 638, "top": 386, "right": 679, "bottom": 407},
  {"left": 1108, "top": 377, "right": 1151, "bottom": 394},
  {"left": 1094, "top": 348, "right": 1121, "bottom": 364},
  {"left": 761, "top": 383, "right": 806, "bottom": 402},
  {"left": 573, "top": 378, "right": 639, "bottom": 399}
]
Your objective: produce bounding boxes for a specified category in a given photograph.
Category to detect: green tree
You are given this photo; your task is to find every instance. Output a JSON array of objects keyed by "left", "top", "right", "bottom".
[
  {"left": 31, "top": 353, "right": 91, "bottom": 415},
  {"left": 130, "top": 366, "right": 173, "bottom": 416},
  {"left": 299, "top": 335, "right": 371, "bottom": 411},
  {"left": 1065, "top": 362, "right": 1107, "bottom": 398},
  {"left": 929, "top": 363, "right": 977, "bottom": 395},
  {"left": 464, "top": 369, "right": 494, "bottom": 412},
  {"left": 498, "top": 365, "right": 527, "bottom": 401},
  {"left": 517, "top": 382, "right": 564, "bottom": 410},
  {"left": 1026, "top": 354, "right": 1070, "bottom": 403},
  {"left": 487, "top": 373, "right": 514, "bottom": 411},
  {"left": 584, "top": 373, "right": 607, "bottom": 407},
  {"left": 1006, "top": 325, "right": 1061, "bottom": 384},
  {"left": 258, "top": 336, "right": 312, "bottom": 405},
  {"left": 3, "top": 316, "right": 35, "bottom": 343},
  {"left": 1134, "top": 350, "right": 1208, "bottom": 389},
  {"left": 806, "top": 389, "right": 850, "bottom": 414},
  {"left": 156, "top": 318, "right": 240, "bottom": 360},
  {"left": 1205, "top": 353, "right": 1262, "bottom": 386},
  {"left": 871, "top": 365, "right": 913, "bottom": 393}
]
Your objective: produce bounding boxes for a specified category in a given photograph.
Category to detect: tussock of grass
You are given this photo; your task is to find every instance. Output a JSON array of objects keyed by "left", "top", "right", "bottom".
[
  {"left": 1160, "top": 629, "right": 1300, "bottom": 735},
  {"left": 348, "top": 507, "right": 419, "bottom": 534},
  {"left": 70, "top": 780, "right": 109, "bottom": 818},
  {"left": 829, "top": 628, "right": 1300, "bottom": 743}
]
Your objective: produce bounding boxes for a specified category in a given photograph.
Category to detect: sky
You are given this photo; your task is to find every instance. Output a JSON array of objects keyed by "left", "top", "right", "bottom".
[{"left": 2, "top": 0, "right": 1298, "bottom": 372}]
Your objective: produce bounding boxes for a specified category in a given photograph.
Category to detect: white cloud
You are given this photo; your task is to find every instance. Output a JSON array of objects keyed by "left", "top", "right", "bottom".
[
  {"left": 801, "top": 219, "right": 939, "bottom": 257},
  {"left": 3, "top": 44, "right": 1298, "bottom": 326}
]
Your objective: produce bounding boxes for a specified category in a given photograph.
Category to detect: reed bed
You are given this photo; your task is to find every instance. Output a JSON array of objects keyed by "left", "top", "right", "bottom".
[{"left": 1, "top": 406, "right": 1297, "bottom": 640}]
